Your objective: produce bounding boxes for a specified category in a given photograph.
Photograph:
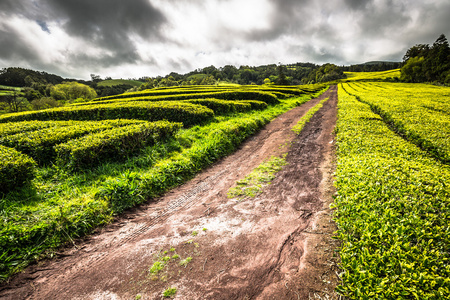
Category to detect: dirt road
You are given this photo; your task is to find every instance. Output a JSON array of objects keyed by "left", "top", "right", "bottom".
[{"left": 1, "top": 86, "right": 340, "bottom": 300}]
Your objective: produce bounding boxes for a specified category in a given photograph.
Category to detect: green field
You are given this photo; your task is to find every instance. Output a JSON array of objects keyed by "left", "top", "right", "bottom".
[
  {"left": 97, "top": 79, "right": 144, "bottom": 87},
  {"left": 343, "top": 69, "right": 401, "bottom": 81},
  {"left": 0, "top": 83, "right": 327, "bottom": 281},
  {"left": 335, "top": 81, "right": 450, "bottom": 298},
  {"left": 2, "top": 68, "right": 449, "bottom": 298}
]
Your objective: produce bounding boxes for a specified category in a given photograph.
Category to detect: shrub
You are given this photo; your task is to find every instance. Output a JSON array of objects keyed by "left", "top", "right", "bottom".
[
  {"left": 183, "top": 99, "right": 251, "bottom": 114},
  {"left": 237, "top": 100, "right": 268, "bottom": 110},
  {"left": 0, "top": 120, "right": 143, "bottom": 165},
  {"left": 55, "top": 121, "right": 182, "bottom": 171},
  {"left": 0, "top": 101, "right": 214, "bottom": 127},
  {"left": 0, "top": 145, "right": 36, "bottom": 193},
  {"left": 82, "top": 90, "right": 280, "bottom": 106}
]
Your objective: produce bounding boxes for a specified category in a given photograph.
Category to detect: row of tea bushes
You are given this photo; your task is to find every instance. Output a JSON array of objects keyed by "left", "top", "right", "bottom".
[
  {"left": 0, "top": 101, "right": 214, "bottom": 127},
  {"left": 345, "top": 82, "right": 450, "bottom": 164},
  {"left": 92, "top": 85, "right": 301, "bottom": 102},
  {"left": 80, "top": 90, "right": 280, "bottom": 106},
  {"left": 183, "top": 99, "right": 267, "bottom": 114},
  {"left": 0, "top": 120, "right": 72, "bottom": 136},
  {"left": 55, "top": 121, "right": 182, "bottom": 171},
  {"left": 335, "top": 84, "right": 450, "bottom": 299},
  {"left": 0, "top": 145, "right": 36, "bottom": 193},
  {"left": 0, "top": 120, "right": 144, "bottom": 165}
]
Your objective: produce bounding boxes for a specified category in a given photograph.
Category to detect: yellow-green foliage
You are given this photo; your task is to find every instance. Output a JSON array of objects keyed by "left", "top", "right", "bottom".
[
  {"left": 183, "top": 98, "right": 250, "bottom": 114},
  {"left": 93, "top": 85, "right": 292, "bottom": 101},
  {"left": 0, "top": 85, "right": 325, "bottom": 282},
  {"left": 237, "top": 100, "right": 268, "bottom": 110},
  {"left": 0, "top": 119, "right": 144, "bottom": 164},
  {"left": 292, "top": 97, "right": 329, "bottom": 134},
  {"left": 227, "top": 155, "right": 287, "bottom": 199},
  {"left": 0, "top": 101, "right": 214, "bottom": 127},
  {"left": 343, "top": 69, "right": 401, "bottom": 81},
  {"left": 55, "top": 121, "right": 182, "bottom": 171},
  {"left": 50, "top": 81, "right": 97, "bottom": 101},
  {"left": 0, "top": 120, "right": 72, "bottom": 136},
  {"left": 0, "top": 145, "right": 36, "bottom": 193},
  {"left": 344, "top": 82, "right": 450, "bottom": 163},
  {"left": 335, "top": 84, "right": 450, "bottom": 298},
  {"left": 90, "top": 89, "right": 280, "bottom": 105}
]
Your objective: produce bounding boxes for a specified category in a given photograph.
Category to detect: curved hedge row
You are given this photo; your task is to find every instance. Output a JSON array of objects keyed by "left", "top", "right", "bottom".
[
  {"left": 238, "top": 100, "right": 268, "bottom": 111},
  {"left": 0, "top": 145, "right": 36, "bottom": 193},
  {"left": 94, "top": 87, "right": 227, "bottom": 101},
  {"left": 0, "top": 120, "right": 70, "bottom": 137},
  {"left": 78, "top": 90, "right": 279, "bottom": 106},
  {"left": 183, "top": 99, "right": 251, "bottom": 114},
  {"left": 0, "top": 120, "right": 144, "bottom": 164},
  {"left": 0, "top": 101, "right": 214, "bottom": 127},
  {"left": 55, "top": 121, "right": 182, "bottom": 171}
]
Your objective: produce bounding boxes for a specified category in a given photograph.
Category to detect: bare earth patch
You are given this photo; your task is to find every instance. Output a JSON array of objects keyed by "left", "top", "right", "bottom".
[{"left": 0, "top": 86, "right": 340, "bottom": 300}]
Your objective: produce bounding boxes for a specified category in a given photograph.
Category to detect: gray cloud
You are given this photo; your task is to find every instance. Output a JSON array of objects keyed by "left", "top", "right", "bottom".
[
  {"left": 0, "top": 0, "right": 449, "bottom": 79},
  {"left": 36, "top": 20, "right": 50, "bottom": 33},
  {"left": 0, "top": 0, "right": 167, "bottom": 75},
  {"left": 0, "top": 25, "right": 39, "bottom": 61},
  {"left": 42, "top": 0, "right": 166, "bottom": 64},
  {"left": 43, "top": 0, "right": 166, "bottom": 42}
]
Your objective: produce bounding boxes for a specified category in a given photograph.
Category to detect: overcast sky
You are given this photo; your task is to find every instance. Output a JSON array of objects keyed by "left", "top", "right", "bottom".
[{"left": 0, "top": 0, "right": 449, "bottom": 80}]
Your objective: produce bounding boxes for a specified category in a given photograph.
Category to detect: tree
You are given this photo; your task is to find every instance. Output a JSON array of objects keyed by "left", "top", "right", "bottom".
[
  {"left": 139, "top": 78, "right": 157, "bottom": 90},
  {"left": 31, "top": 97, "right": 61, "bottom": 110},
  {"left": 158, "top": 76, "right": 178, "bottom": 87},
  {"left": 400, "top": 56, "right": 425, "bottom": 82},
  {"left": 401, "top": 34, "right": 450, "bottom": 83},
  {"left": 90, "top": 74, "right": 102, "bottom": 83},
  {"left": 276, "top": 64, "right": 289, "bottom": 85},
  {"left": 50, "top": 82, "right": 97, "bottom": 102},
  {"left": 0, "top": 90, "right": 29, "bottom": 112}
]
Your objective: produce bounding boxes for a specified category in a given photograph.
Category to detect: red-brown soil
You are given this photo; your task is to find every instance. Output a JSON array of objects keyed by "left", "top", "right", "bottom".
[{"left": 0, "top": 86, "right": 340, "bottom": 300}]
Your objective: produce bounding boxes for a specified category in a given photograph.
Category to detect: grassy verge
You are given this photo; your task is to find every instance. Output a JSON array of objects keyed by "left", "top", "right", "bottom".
[{"left": 0, "top": 87, "right": 328, "bottom": 281}]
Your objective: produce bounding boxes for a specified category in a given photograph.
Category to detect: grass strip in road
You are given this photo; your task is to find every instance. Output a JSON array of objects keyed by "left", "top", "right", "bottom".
[
  {"left": 227, "top": 155, "right": 287, "bottom": 199},
  {"left": 292, "top": 97, "right": 329, "bottom": 134}
]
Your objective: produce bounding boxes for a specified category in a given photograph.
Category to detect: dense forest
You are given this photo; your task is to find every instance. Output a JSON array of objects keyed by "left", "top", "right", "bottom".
[{"left": 401, "top": 34, "right": 450, "bottom": 84}]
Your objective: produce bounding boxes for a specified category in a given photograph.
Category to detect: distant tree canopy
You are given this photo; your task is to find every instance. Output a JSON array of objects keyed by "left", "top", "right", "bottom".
[
  {"left": 50, "top": 82, "right": 97, "bottom": 101},
  {"left": 95, "top": 84, "right": 135, "bottom": 97},
  {"left": 0, "top": 67, "right": 64, "bottom": 87},
  {"left": 138, "top": 62, "right": 352, "bottom": 89},
  {"left": 0, "top": 89, "right": 29, "bottom": 112},
  {"left": 401, "top": 34, "right": 450, "bottom": 84},
  {"left": 342, "top": 62, "right": 402, "bottom": 72}
]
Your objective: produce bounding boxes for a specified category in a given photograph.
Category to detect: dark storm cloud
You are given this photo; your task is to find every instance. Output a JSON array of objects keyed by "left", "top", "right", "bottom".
[
  {"left": 342, "top": 0, "right": 373, "bottom": 10},
  {"left": 44, "top": 0, "right": 166, "bottom": 42},
  {"left": 288, "top": 44, "right": 343, "bottom": 63},
  {"left": 0, "top": 0, "right": 25, "bottom": 13},
  {"left": 0, "top": 25, "right": 39, "bottom": 61},
  {"left": 0, "top": 0, "right": 167, "bottom": 71},
  {"left": 41, "top": 0, "right": 167, "bottom": 64},
  {"left": 241, "top": 0, "right": 449, "bottom": 64}
]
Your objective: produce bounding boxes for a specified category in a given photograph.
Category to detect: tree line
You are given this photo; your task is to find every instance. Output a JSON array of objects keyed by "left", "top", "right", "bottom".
[
  {"left": 401, "top": 34, "right": 450, "bottom": 84},
  {"left": 0, "top": 59, "right": 402, "bottom": 113},
  {"left": 137, "top": 62, "right": 348, "bottom": 90}
]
